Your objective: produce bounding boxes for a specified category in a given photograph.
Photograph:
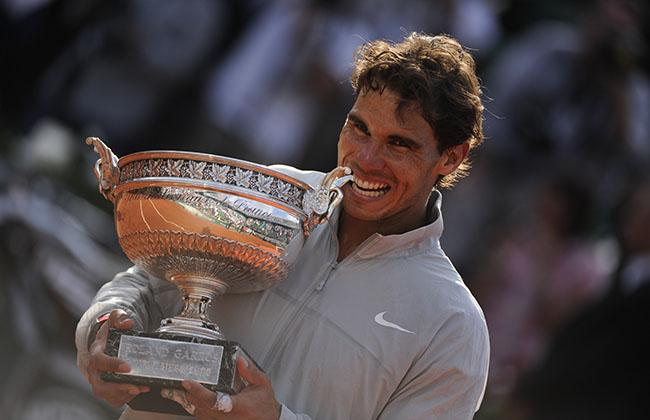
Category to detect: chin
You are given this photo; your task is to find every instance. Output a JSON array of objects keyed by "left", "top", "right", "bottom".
[{"left": 342, "top": 203, "right": 389, "bottom": 222}]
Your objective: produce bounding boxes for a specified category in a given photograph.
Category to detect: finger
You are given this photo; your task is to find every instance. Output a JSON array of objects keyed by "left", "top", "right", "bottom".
[
  {"left": 181, "top": 380, "right": 218, "bottom": 409},
  {"left": 161, "top": 388, "right": 195, "bottom": 415},
  {"left": 89, "top": 352, "right": 131, "bottom": 373},
  {"left": 118, "top": 383, "right": 147, "bottom": 396},
  {"left": 108, "top": 309, "right": 134, "bottom": 330},
  {"left": 89, "top": 370, "right": 142, "bottom": 406},
  {"left": 93, "top": 320, "right": 111, "bottom": 346},
  {"left": 99, "top": 388, "right": 135, "bottom": 408},
  {"left": 90, "top": 369, "right": 149, "bottom": 395},
  {"left": 236, "top": 355, "right": 268, "bottom": 387},
  {"left": 91, "top": 311, "right": 131, "bottom": 355},
  {"left": 117, "top": 383, "right": 150, "bottom": 394}
]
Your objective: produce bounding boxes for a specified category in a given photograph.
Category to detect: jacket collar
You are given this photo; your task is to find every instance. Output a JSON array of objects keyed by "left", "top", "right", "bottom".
[{"left": 330, "top": 190, "right": 444, "bottom": 259}]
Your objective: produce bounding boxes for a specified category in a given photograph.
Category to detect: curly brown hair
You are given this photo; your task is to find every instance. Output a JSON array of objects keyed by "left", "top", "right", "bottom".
[{"left": 351, "top": 32, "right": 484, "bottom": 188}]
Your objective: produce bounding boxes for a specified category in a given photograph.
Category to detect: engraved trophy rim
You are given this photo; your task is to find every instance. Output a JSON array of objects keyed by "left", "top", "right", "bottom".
[
  {"left": 114, "top": 150, "right": 316, "bottom": 219},
  {"left": 119, "top": 150, "right": 313, "bottom": 190}
]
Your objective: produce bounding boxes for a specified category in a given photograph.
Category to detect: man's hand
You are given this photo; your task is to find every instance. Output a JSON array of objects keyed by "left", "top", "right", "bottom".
[
  {"left": 179, "top": 356, "right": 281, "bottom": 419},
  {"left": 87, "top": 309, "right": 150, "bottom": 406}
]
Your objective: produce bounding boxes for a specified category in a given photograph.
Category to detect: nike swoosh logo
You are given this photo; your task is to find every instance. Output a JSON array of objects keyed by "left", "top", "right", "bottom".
[{"left": 374, "top": 311, "right": 415, "bottom": 334}]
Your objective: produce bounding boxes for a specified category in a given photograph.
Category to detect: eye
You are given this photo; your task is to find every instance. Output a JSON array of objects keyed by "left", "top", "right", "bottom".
[
  {"left": 389, "top": 138, "right": 413, "bottom": 149},
  {"left": 349, "top": 118, "right": 370, "bottom": 136}
]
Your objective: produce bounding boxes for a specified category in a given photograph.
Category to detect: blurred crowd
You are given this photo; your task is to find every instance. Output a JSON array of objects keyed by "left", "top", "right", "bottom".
[{"left": 1, "top": 0, "right": 649, "bottom": 419}]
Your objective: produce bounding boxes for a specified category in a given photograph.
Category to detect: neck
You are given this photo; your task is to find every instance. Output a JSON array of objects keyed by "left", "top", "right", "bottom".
[{"left": 336, "top": 208, "right": 427, "bottom": 261}]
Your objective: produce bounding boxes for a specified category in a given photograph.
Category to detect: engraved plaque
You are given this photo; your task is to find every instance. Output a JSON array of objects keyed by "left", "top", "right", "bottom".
[
  {"left": 117, "top": 335, "right": 223, "bottom": 385},
  {"left": 102, "top": 329, "right": 245, "bottom": 394}
]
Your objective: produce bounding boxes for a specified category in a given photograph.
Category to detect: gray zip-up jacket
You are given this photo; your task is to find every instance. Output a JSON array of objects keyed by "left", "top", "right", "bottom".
[{"left": 76, "top": 166, "right": 489, "bottom": 420}]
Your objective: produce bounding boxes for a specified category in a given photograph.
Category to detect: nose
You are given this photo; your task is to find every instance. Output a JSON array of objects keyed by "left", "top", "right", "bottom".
[{"left": 355, "top": 140, "right": 385, "bottom": 172}]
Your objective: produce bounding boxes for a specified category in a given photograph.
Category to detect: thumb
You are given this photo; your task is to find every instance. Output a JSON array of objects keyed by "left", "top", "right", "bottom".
[
  {"left": 236, "top": 355, "right": 268, "bottom": 387},
  {"left": 93, "top": 320, "right": 110, "bottom": 348},
  {"left": 108, "top": 309, "right": 134, "bottom": 330}
]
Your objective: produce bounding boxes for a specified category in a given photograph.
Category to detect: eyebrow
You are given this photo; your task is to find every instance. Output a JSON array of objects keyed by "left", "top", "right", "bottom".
[
  {"left": 346, "top": 113, "right": 366, "bottom": 128},
  {"left": 348, "top": 112, "right": 422, "bottom": 148}
]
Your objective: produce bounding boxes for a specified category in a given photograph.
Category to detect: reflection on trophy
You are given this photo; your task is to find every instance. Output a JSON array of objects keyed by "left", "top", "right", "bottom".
[{"left": 86, "top": 137, "right": 353, "bottom": 414}]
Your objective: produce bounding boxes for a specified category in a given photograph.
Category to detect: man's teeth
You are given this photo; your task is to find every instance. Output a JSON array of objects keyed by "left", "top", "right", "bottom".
[
  {"left": 352, "top": 179, "right": 390, "bottom": 197},
  {"left": 355, "top": 179, "right": 389, "bottom": 190}
]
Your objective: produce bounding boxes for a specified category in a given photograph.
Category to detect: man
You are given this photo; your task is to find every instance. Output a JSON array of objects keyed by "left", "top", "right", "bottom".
[{"left": 76, "top": 32, "right": 489, "bottom": 419}]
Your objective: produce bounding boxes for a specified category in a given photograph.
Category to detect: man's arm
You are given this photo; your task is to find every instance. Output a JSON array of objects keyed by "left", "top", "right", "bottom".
[
  {"left": 378, "top": 309, "right": 490, "bottom": 420},
  {"left": 75, "top": 265, "right": 181, "bottom": 379}
]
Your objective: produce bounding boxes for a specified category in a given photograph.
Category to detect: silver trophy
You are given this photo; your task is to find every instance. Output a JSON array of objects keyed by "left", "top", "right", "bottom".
[{"left": 86, "top": 137, "right": 352, "bottom": 414}]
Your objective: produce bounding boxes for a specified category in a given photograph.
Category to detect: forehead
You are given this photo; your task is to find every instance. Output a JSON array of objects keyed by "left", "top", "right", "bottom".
[{"left": 352, "top": 90, "right": 434, "bottom": 137}]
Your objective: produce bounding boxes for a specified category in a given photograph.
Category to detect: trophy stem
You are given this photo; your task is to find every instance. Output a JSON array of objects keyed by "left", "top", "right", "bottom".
[
  {"left": 157, "top": 279, "right": 228, "bottom": 340},
  {"left": 179, "top": 294, "right": 213, "bottom": 322}
]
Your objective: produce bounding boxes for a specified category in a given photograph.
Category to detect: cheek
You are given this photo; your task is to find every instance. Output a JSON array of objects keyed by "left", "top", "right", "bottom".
[
  {"left": 336, "top": 142, "right": 344, "bottom": 166},
  {"left": 337, "top": 134, "right": 352, "bottom": 165},
  {"left": 398, "top": 163, "right": 437, "bottom": 194}
]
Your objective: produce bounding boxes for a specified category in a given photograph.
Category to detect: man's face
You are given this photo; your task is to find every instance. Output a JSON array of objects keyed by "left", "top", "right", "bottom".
[{"left": 337, "top": 89, "right": 454, "bottom": 231}]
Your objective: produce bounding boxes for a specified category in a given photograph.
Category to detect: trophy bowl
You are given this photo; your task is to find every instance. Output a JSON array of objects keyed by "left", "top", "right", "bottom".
[{"left": 86, "top": 137, "right": 352, "bottom": 414}]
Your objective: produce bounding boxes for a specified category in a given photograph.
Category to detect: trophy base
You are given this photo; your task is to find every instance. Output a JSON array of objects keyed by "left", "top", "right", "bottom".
[{"left": 102, "top": 329, "right": 250, "bottom": 415}]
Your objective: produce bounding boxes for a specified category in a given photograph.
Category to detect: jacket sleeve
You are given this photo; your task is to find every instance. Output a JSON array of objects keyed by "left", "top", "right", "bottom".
[
  {"left": 75, "top": 265, "right": 182, "bottom": 380},
  {"left": 378, "top": 308, "right": 490, "bottom": 420}
]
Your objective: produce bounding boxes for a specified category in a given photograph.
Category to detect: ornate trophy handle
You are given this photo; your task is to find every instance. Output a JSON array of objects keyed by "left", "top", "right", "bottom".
[
  {"left": 85, "top": 137, "right": 120, "bottom": 202},
  {"left": 303, "top": 167, "right": 354, "bottom": 235}
]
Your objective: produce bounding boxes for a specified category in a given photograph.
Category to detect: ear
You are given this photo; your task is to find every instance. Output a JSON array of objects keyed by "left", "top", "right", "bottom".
[{"left": 437, "top": 142, "right": 470, "bottom": 176}]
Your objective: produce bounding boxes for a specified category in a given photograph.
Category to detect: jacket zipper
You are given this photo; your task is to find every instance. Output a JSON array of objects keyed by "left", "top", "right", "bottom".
[
  {"left": 261, "top": 223, "right": 376, "bottom": 367},
  {"left": 261, "top": 259, "right": 338, "bottom": 368},
  {"left": 315, "top": 261, "right": 338, "bottom": 291}
]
